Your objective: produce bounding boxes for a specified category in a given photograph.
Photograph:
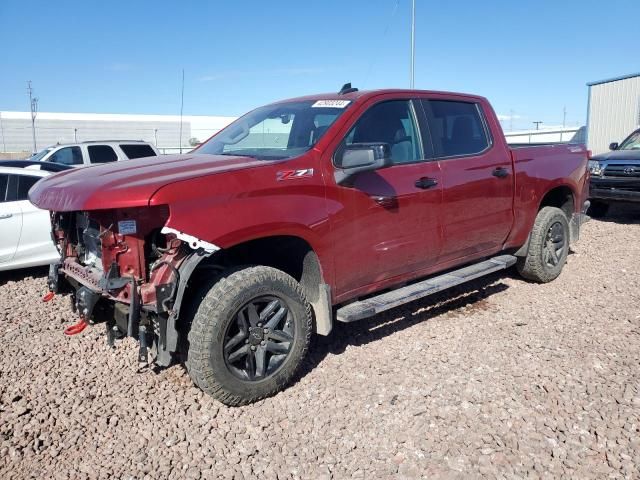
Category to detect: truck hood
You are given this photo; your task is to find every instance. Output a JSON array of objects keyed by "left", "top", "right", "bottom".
[
  {"left": 592, "top": 150, "right": 640, "bottom": 162},
  {"left": 29, "top": 153, "right": 275, "bottom": 211}
]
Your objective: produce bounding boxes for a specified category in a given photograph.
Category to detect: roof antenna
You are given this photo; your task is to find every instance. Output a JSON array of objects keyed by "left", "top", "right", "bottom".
[{"left": 338, "top": 83, "right": 358, "bottom": 95}]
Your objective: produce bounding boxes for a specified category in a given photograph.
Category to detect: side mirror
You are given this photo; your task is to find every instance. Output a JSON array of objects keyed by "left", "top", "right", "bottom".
[
  {"left": 334, "top": 143, "right": 391, "bottom": 185},
  {"left": 609, "top": 142, "right": 619, "bottom": 151}
]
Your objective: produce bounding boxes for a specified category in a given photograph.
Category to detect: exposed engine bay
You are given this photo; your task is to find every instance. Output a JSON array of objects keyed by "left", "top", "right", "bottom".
[{"left": 47, "top": 206, "right": 212, "bottom": 366}]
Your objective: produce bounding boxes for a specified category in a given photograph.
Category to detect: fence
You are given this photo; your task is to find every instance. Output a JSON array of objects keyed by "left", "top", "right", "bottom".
[{"left": 504, "top": 127, "right": 581, "bottom": 144}]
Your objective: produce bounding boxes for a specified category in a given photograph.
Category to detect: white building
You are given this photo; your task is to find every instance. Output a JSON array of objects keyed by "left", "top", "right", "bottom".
[
  {"left": 0, "top": 111, "right": 236, "bottom": 155},
  {"left": 587, "top": 72, "right": 640, "bottom": 154}
]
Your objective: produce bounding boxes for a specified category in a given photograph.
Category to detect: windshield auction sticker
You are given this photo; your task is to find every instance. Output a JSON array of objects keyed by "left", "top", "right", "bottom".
[{"left": 312, "top": 100, "right": 351, "bottom": 108}]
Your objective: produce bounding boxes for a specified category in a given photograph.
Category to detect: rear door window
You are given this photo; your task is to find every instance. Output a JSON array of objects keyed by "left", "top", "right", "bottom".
[
  {"left": 88, "top": 145, "right": 119, "bottom": 163},
  {"left": 120, "top": 144, "right": 157, "bottom": 159},
  {"left": 48, "top": 146, "right": 83, "bottom": 165},
  {"left": 16, "top": 175, "right": 40, "bottom": 201},
  {"left": 420, "top": 100, "right": 491, "bottom": 158}
]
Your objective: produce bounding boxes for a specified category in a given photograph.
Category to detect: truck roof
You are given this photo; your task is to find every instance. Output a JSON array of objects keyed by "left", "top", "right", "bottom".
[
  {"left": 48, "top": 140, "right": 149, "bottom": 147},
  {"left": 271, "top": 88, "right": 487, "bottom": 105}
]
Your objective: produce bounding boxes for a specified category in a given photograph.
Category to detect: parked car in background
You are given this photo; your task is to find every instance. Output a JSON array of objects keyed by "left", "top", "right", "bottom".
[
  {"left": 31, "top": 86, "right": 589, "bottom": 406},
  {"left": 588, "top": 128, "right": 640, "bottom": 217},
  {"left": 30, "top": 140, "right": 159, "bottom": 167},
  {"left": 0, "top": 161, "right": 71, "bottom": 271}
]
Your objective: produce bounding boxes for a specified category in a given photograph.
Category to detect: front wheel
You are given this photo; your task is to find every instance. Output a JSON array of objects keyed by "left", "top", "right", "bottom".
[
  {"left": 186, "top": 266, "right": 312, "bottom": 406},
  {"left": 516, "top": 206, "right": 570, "bottom": 283}
]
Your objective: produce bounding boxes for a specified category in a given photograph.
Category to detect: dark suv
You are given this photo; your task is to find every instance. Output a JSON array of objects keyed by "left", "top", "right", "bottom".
[{"left": 589, "top": 128, "right": 640, "bottom": 217}]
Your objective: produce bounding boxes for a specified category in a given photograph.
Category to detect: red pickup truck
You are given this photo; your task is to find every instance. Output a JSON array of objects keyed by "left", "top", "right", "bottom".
[{"left": 30, "top": 86, "right": 589, "bottom": 406}]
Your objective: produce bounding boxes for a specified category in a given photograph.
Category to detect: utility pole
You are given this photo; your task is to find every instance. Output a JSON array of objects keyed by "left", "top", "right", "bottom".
[
  {"left": 179, "top": 69, "right": 185, "bottom": 154},
  {"left": 410, "top": 0, "right": 416, "bottom": 88},
  {"left": 154, "top": 128, "right": 158, "bottom": 147},
  {"left": 562, "top": 106, "right": 567, "bottom": 128},
  {"left": 533, "top": 121, "right": 543, "bottom": 130},
  {"left": 27, "top": 81, "right": 38, "bottom": 153},
  {"left": 74, "top": 128, "right": 78, "bottom": 142}
]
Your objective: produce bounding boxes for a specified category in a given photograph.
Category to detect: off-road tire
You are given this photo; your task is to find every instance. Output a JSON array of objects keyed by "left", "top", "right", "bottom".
[
  {"left": 587, "top": 200, "right": 609, "bottom": 218},
  {"left": 517, "top": 207, "right": 570, "bottom": 283},
  {"left": 186, "top": 266, "right": 312, "bottom": 406}
]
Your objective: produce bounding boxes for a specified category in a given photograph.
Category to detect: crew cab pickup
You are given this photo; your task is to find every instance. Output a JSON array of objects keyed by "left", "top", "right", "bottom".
[{"left": 29, "top": 86, "right": 590, "bottom": 406}]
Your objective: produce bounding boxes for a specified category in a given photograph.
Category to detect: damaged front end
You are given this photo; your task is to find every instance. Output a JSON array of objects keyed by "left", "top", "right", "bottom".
[{"left": 47, "top": 206, "right": 216, "bottom": 366}]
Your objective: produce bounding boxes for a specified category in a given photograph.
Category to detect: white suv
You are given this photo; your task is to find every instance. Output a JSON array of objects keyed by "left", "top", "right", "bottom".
[{"left": 30, "top": 140, "right": 160, "bottom": 167}]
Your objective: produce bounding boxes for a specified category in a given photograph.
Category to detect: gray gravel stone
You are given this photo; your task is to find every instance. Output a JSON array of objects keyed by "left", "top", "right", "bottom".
[{"left": 1, "top": 204, "right": 639, "bottom": 478}]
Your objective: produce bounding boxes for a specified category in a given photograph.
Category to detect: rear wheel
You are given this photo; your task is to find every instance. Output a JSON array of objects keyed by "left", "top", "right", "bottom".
[
  {"left": 517, "top": 207, "right": 570, "bottom": 283},
  {"left": 587, "top": 200, "right": 609, "bottom": 218},
  {"left": 186, "top": 266, "right": 312, "bottom": 406}
]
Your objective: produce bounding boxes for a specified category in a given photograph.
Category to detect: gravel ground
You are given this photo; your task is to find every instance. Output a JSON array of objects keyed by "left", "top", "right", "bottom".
[{"left": 1, "top": 204, "right": 639, "bottom": 479}]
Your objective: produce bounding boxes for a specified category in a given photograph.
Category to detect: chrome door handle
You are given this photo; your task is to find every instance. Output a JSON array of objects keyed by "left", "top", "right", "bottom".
[{"left": 0, "top": 213, "right": 13, "bottom": 219}]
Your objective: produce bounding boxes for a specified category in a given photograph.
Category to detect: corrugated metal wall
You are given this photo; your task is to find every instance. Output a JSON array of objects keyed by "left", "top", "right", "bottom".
[{"left": 588, "top": 76, "right": 640, "bottom": 154}]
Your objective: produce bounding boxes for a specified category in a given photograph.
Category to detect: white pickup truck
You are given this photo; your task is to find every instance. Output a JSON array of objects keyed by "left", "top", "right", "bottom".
[{"left": 30, "top": 140, "right": 160, "bottom": 167}]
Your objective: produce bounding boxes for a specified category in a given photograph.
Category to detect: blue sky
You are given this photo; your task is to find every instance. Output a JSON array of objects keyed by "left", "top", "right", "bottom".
[{"left": 0, "top": 0, "right": 637, "bottom": 130}]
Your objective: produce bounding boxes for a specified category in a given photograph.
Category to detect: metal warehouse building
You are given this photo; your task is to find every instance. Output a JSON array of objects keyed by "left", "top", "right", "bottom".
[
  {"left": 587, "top": 72, "right": 640, "bottom": 154},
  {"left": 0, "top": 111, "right": 236, "bottom": 156}
]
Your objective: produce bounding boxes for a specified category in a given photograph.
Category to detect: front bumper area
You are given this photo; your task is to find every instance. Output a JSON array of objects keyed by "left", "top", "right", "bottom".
[
  {"left": 48, "top": 240, "right": 202, "bottom": 367},
  {"left": 590, "top": 178, "right": 640, "bottom": 203}
]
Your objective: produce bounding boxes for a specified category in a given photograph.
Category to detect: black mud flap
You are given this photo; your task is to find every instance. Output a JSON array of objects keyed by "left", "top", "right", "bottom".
[{"left": 154, "top": 249, "right": 212, "bottom": 367}]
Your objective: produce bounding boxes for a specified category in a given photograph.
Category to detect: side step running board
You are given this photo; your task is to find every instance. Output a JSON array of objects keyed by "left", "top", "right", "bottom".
[{"left": 336, "top": 255, "right": 517, "bottom": 323}]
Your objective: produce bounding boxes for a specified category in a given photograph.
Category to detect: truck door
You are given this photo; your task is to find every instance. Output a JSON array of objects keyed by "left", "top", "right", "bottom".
[
  {"left": 419, "top": 98, "right": 513, "bottom": 263},
  {"left": 326, "top": 98, "right": 443, "bottom": 299}
]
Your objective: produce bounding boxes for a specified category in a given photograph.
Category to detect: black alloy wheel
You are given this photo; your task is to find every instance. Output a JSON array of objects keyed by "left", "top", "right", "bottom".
[
  {"left": 543, "top": 221, "right": 566, "bottom": 268},
  {"left": 223, "top": 296, "right": 295, "bottom": 381}
]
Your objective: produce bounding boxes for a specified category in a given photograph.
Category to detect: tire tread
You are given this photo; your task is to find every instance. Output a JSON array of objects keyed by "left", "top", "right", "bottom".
[{"left": 517, "top": 206, "right": 569, "bottom": 283}]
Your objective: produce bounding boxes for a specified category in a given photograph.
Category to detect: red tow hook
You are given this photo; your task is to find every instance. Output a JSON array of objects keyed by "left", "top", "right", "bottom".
[
  {"left": 42, "top": 291, "right": 55, "bottom": 302},
  {"left": 63, "top": 319, "right": 88, "bottom": 336}
]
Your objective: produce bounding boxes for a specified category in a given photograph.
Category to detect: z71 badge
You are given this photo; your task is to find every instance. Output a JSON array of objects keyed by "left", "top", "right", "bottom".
[{"left": 277, "top": 168, "right": 314, "bottom": 181}]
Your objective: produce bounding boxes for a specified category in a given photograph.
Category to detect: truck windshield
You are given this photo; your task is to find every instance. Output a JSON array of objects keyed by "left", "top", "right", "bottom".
[
  {"left": 30, "top": 147, "right": 54, "bottom": 162},
  {"left": 196, "top": 100, "right": 351, "bottom": 160},
  {"left": 619, "top": 131, "right": 640, "bottom": 150}
]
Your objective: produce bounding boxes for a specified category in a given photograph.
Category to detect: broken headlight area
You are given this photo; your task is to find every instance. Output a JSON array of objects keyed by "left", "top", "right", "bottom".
[{"left": 46, "top": 205, "right": 216, "bottom": 366}]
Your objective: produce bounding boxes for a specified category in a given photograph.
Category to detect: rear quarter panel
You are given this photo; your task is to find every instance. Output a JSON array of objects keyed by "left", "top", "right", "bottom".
[{"left": 504, "top": 144, "right": 589, "bottom": 249}]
